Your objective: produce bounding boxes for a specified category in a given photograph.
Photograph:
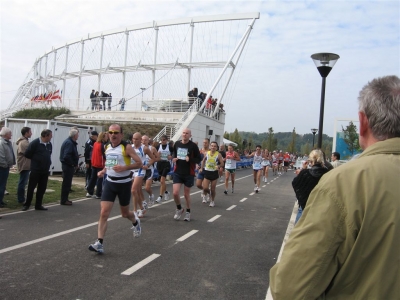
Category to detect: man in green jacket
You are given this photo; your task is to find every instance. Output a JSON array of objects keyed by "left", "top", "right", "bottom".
[{"left": 270, "top": 75, "right": 400, "bottom": 299}]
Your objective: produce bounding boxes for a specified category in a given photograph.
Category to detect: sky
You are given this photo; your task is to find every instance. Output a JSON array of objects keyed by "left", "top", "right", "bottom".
[{"left": 1, "top": 0, "right": 399, "bottom": 136}]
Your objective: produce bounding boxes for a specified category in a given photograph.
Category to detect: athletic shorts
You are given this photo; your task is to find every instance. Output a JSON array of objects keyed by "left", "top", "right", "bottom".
[
  {"left": 204, "top": 170, "right": 219, "bottom": 181},
  {"left": 157, "top": 161, "right": 171, "bottom": 177},
  {"left": 272, "top": 163, "right": 278, "bottom": 167},
  {"left": 143, "top": 168, "right": 154, "bottom": 181},
  {"left": 173, "top": 173, "right": 194, "bottom": 187},
  {"left": 133, "top": 169, "right": 145, "bottom": 178},
  {"left": 197, "top": 169, "right": 205, "bottom": 180},
  {"left": 101, "top": 180, "right": 131, "bottom": 206},
  {"left": 284, "top": 161, "right": 289, "bottom": 167},
  {"left": 225, "top": 168, "right": 236, "bottom": 174}
]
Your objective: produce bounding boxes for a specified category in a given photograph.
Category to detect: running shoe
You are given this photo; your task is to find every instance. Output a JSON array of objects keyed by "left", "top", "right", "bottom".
[
  {"left": 209, "top": 201, "right": 215, "bottom": 207},
  {"left": 86, "top": 193, "right": 93, "bottom": 198},
  {"left": 155, "top": 196, "right": 162, "bottom": 203},
  {"left": 205, "top": 193, "right": 210, "bottom": 203},
  {"left": 131, "top": 218, "right": 141, "bottom": 238},
  {"left": 202, "top": 197, "right": 207, "bottom": 204},
  {"left": 224, "top": 190, "right": 228, "bottom": 195},
  {"left": 254, "top": 185, "right": 257, "bottom": 191},
  {"left": 256, "top": 187, "right": 259, "bottom": 193},
  {"left": 174, "top": 208, "right": 185, "bottom": 220},
  {"left": 143, "top": 201, "right": 148, "bottom": 210},
  {"left": 148, "top": 194, "right": 154, "bottom": 206},
  {"left": 138, "top": 209, "right": 146, "bottom": 218},
  {"left": 164, "top": 191, "right": 170, "bottom": 201},
  {"left": 219, "top": 177, "right": 224, "bottom": 183},
  {"left": 88, "top": 240, "right": 104, "bottom": 253},
  {"left": 184, "top": 212, "right": 191, "bottom": 222},
  {"left": 232, "top": 188, "right": 234, "bottom": 193}
]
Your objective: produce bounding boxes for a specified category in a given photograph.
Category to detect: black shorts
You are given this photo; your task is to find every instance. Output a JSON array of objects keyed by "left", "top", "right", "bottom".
[
  {"left": 284, "top": 161, "right": 289, "bottom": 167},
  {"left": 173, "top": 173, "right": 194, "bottom": 187},
  {"left": 157, "top": 161, "right": 171, "bottom": 177},
  {"left": 143, "top": 168, "right": 154, "bottom": 181},
  {"left": 101, "top": 180, "right": 131, "bottom": 206},
  {"left": 204, "top": 170, "right": 219, "bottom": 181}
]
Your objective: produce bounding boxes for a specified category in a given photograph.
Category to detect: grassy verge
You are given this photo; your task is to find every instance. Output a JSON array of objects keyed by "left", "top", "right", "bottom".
[{"left": 1, "top": 172, "right": 87, "bottom": 211}]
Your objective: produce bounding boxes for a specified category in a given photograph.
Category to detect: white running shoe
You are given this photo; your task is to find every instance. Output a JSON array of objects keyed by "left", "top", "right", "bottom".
[
  {"left": 88, "top": 240, "right": 104, "bottom": 253},
  {"left": 254, "top": 185, "right": 257, "bottom": 191},
  {"left": 148, "top": 194, "right": 154, "bottom": 206},
  {"left": 131, "top": 218, "right": 141, "bottom": 238},
  {"left": 256, "top": 187, "right": 259, "bottom": 193},
  {"left": 184, "top": 212, "right": 191, "bottom": 222},
  {"left": 209, "top": 201, "right": 215, "bottom": 207},
  {"left": 174, "top": 208, "right": 185, "bottom": 220},
  {"left": 164, "top": 191, "right": 170, "bottom": 201},
  {"left": 155, "top": 196, "right": 162, "bottom": 203},
  {"left": 219, "top": 177, "right": 224, "bottom": 183},
  {"left": 205, "top": 193, "right": 210, "bottom": 203},
  {"left": 138, "top": 209, "right": 146, "bottom": 218},
  {"left": 202, "top": 197, "right": 207, "bottom": 203},
  {"left": 143, "top": 201, "right": 148, "bottom": 210}
]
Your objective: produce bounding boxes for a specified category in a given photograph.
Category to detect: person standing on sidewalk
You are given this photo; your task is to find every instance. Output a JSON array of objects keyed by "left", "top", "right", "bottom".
[
  {"left": 84, "top": 131, "right": 98, "bottom": 189},
  {"left": 16, "top": 127, "right": 32, "bottom": 204},
  {"left": 172, "top": 128, "right": 201, "bottom": 222},
  {"left": 59, "top": 128, "right": 80, "bottom": 206},
  {"left": 86, "top": 132, "right": 108, "bottom": 199},
  {"left": 88, "top": 124, "right": 143, "bottom": 254},
  {"left": 0, "top": 127, "right": 16, "bottom": 209},
  {"left": 22, "top": 129, "right": 53, "bottom": 211}
]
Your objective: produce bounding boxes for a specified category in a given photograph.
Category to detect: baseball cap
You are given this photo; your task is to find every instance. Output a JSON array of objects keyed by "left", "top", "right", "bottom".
[{"left": 90, "top": 131, "right": 98, "bottom": 136}]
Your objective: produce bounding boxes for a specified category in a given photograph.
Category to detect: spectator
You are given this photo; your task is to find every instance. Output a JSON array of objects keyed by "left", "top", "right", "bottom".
[
  {"left": 188, "top": 87, "right": 198, "bottom": 107},
  {"left": 22, "top": 129, "right": 53, "bottom": 211},
  {"left": 291, "top": 149, "right": 329, "bottom": 223},
  {"left": 119, "top": 98, "right": 126, "bottom": 111},
  {"left": 86, "top": 132, "right": 108, "bottom": 199},
  {"left": 95, "top": 91, "right": 100, "bottom": 110},
  {"left": 108, "top": 93, "right": 112, "bottom": 111},
  {"left": 59, "top": 128, "right": 80, "bottom": 206},
  {"left": 101, "top": 91, "right": 108, "bottom": 111},
  {"left": 331, "top": 151, "right": 342, "bottom": 168},
  {"left": 270, "top": 75, "right": 400, "bottom": 299},
  {"left": 16, "top": 127, "right": 32, "bottom": 204},
  {"left": 84, "top": 131, "right": 98, "bottom": 189},
  {"left": 90, "top": 90, "right": 96, "bottom": 110},
  {"left": 0, "top": 127, "right": 15, "bottom": 208}
]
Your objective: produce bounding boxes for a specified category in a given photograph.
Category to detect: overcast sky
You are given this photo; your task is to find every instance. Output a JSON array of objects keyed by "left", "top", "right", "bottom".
[{"left": 1, "top": 0, "right": 399, "bottom": 136}]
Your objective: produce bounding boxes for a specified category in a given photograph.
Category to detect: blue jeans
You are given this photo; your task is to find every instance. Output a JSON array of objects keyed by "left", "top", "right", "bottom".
[
  {"left": 295, "top": 206, "right": 303, "bottom": 224},
  {"left": 17, "top": 170, "right": 30, "bottom": 203},
  {"left": 0, "top": 167, "right": 10, "bottom": 204}
]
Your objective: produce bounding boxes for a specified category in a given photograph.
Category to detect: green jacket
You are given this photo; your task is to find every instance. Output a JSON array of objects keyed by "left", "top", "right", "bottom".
[{"left": 270, "top": 138, "right": 400, "bottom": 299}]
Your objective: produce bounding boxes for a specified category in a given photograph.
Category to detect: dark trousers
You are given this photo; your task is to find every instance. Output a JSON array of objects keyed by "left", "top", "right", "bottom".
[
  {"left": 17, "top": 170, "right": 30, "bottom": 203},
  {"left": 61, "top": 164, "right": 74, "bottom": 203},
  {"left": 0, "top": 167, "right": 10, "bottom": 205},
  {"left": 87, "top": 167, "right": 103, "bottom": 196},
  {"left": 85, "top": 162, "right": 92, "bottom": 188},
  {"left": 25, "top": 171, "right": 49, "bottom": 208}
]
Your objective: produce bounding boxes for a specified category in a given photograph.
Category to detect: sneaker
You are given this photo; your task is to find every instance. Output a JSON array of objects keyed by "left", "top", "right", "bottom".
[
  {"left": 256, "top": 187, "right": 260, "bottom": 193},
  {"left": 265, "top": 178, "right": 268, "bottom": 183},
  {"left": 155, "top": 196, "right": 162, "bottom": 203},
  {"left": 94, "top": 195, "right": 101, "bottom": 199},
  {"left": 184, "top": 212, "right": 191, "bottom": 222},
  {"left": 202, "top": 198, "right": 207, "bottom": 204},
  {"left": 138, "top": 209, "right": 146, "bottom": 218},
  {"left": 224, "top": 190, "right": 228, "bottom": 195},
  {"left": 143, "top": 201, "right": 148, "bottom": 210},
  {"left": 131, "top": 218, "right": 141, "bottom": 238},
  {"left": 254, "top": 186, "right": 257, "bottom": 191},
  {"left": 148, "top": 194, "right": 154, "bottom": 206},
  {"left": 174, "top": 208, "right": 185, "bottom": 220},
  {"left": 164, "top": 191, "right": 170, "bottom": 201},
  {"left": 219, "top": 177, "right": 224, "bottom": 183},
  {"left": 209, "top": 201, "right": 215, "bottom": 207},
  {"left": 205, "top": 194, "right": 210, "bottom": 203},
  {"left": 86, "top": 193, "right": 93, "bottom": 198},
  {"left": 232, "top": 188, "right": 234, "bottom": 193},
  {"left": 4, "top": 190, "right": 9, "bottom": 195},
  {"left": 88, "top": 240, "right": 104, "bottom": 253}
]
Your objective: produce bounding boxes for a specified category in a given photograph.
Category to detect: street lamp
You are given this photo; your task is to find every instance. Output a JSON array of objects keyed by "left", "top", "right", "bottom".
[
  {"left": 311, "top": 128, "right": 318, "bottom": 148},
  {"left": 311, "top": 53, "right": 340, "bottom": 148},
  {"left": 140, "top": 88, "right": 145, "bottom": 111}
]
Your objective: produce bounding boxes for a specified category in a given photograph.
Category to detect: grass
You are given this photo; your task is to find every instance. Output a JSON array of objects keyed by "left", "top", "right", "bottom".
[{"left": 1, "top": 172, "right": 87, "bottom": 211}]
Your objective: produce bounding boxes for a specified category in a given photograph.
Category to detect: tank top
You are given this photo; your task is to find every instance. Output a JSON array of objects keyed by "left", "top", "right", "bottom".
[
  {"left": 158, "top": 144, "right": 171, "bottom": 161},
  {"left": 205, "top": 151, "right": 219, "bottom": 171},
  {"left": 132, "top": 144, "right": 147, "bottom": 175},
  {"left": 105, "top": 142, "right": 132, "bottom": 183},
  {"left": 225, "top": 151, "right": 237, "bottom": 169},
  {"left": 145, "top": 145, "right": 154, "bottom": 170},
  {"left": 253, "top": 152, "right": 263, "bottom": 170}
]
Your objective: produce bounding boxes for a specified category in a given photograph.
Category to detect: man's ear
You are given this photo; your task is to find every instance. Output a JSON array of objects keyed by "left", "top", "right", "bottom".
[{"left": 358, "top": 111, "right": 369, "bottom": 137}]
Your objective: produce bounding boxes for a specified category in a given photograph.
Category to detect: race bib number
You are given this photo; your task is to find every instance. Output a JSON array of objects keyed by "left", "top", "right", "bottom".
[
  {"left": 253, "top": 162, "right": 262, "bottom": 169},
  {"left": 106, "top": 155, "right": 118, "bottom": 168},
  {"left": 177, "top": 148, "right": 188, "bottom": 160},
  {"left": 160, "top": 152, "right": 169, "bottom": 160}
]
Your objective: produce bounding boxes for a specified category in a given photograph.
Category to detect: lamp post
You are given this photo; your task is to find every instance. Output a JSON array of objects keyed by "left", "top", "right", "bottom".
[
  {"left": 311, "top": 128, "right": 318, "bottom": 148},
  {"left": 140, "top": 88, "right": 145, "bottom": 111},
  {"left": 311, "top": 53, "right": 340, "bottom": 148}
]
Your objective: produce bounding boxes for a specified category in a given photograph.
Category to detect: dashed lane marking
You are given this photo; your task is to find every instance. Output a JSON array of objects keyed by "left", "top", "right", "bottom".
[
  {"left": 239, "top": 198, "right": 247, "bottom": 202},
  {"left": 226, "top": 205, "right": 237, "bottom": 211},
  {"left": 176, "top": 230, "right": 199, "bottom": 242},
  {"left": 207, "top": 215, "right": 221, "bottom": 222},
  {"left": 249, "top": 192, "right": 255, "bottom": 196},
  {"left": 121, "top": 253, "right": 161, "bottom": 275}
]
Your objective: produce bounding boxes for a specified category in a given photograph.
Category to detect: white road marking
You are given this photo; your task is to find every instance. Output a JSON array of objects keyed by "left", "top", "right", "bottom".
[
  {"left": 262, "top": 185, "right": 266, "bottom": 187},
  {"left": 121, "top": 253, "right": 161, "bottom": 275},
  {"left": 249, "top": 192, "right": 255, "bottom": 196},
  {"left": 226, "top": 205, "right": 237, "bottom": 211},
  {"left": 239, "top": 198, "right": 247, "bottom": 202},
  {"left": 207, "top": 215, "right": 221, "bottom": 222},
  {"left": 176, "top": 230, "right": 199, "bottom": 242}
]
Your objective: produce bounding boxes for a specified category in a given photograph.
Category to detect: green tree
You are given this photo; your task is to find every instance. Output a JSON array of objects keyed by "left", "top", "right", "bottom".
[
  {"left": 230, "top": 128, "right": 242, "bottom": 149},
  {"left": 267, "top": 127, "right": 274, "bottom": 150},
  {"left": 262, "top": 140, "right": 268, "bottom": 149},
  {"left": 223, "top": 131, "right": 230, "bottom": 139},
  {"left": 342, "top": 121, "right": 360, "bottom": 156},
  {"left": 248, "top": 135, "right": 254, "bottom": 150},
  {"left": 287, "top": 127, "right": 296, "bottom": 153},
  {"left": 301, "top": 142, "right": 311, "bottom": 155}
]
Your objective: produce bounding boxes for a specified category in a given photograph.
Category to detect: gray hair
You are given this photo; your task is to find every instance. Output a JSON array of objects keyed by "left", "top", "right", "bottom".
[
  {"left": 69, "top": 128, "right": 79, "bottom": 138},
  {"left": 358, "top": 75, "right": 400, "bottom": 140},
  {"left": 0, "top": 127, "right": 11, "bottom": 136}
]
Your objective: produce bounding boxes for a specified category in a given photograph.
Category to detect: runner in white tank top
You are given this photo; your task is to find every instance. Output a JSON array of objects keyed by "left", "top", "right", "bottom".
[
  {"left": 224, "top": 144, "right": 241, "bottom": 194},
  {"left": 245, "top": 145, "right": 265, "bottom": 193},
  {"left": 141, "top": 135, "right": 159, "bottom": 206}
]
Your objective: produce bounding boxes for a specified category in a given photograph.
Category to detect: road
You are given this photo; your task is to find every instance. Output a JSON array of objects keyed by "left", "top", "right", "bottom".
[{"left": 1, "top": 168, "right": 297, "bottom": 300}]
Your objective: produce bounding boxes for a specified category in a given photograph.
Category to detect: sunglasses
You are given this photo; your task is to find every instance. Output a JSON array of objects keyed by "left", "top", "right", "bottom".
[{"left": 108, "top": 131, "right": 120, "bottom": 135}]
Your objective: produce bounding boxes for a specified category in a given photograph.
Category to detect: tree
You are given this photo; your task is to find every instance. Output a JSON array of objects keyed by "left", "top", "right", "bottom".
[
  {"left": 342, "top": 121, "right": 360, "bottom": 156},
  {"left": 223, "top": 131, "right": 230, "bottom": 139},
  {"left": 262, "top": 140, "right": 268, "bottom": 149},
  {"left": 287, "top": 127, "right": 296, "bottom": 153},
  {"left": 230, "top": 128, "right": 242, "bottom": 149},
  {"left": 267, "top": 127, "right": 274, "bottom": 151},
  {"left": 301, "top": 142, "right": 311, "bottom": 155},
  {"left": 248, "top": 135, "right": 254, "bottom": 150}
]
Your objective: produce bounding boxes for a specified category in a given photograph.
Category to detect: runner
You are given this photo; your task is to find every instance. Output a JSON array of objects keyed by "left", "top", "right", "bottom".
[
  {"left": 223, "top": 144, "right": 241, "bottom": 194},
  {"left": 261, "top": 149, "right": 271, "bottom": 183},
  {"left": 131, "top": 132, "right": 155, "bottom": 218},
  {"left": 155, "top": 135, "right": 173, "bottom": 203},
  {"left": 88, "top": 124, "right": 143, "bottom": 254},
  {"left": 278, "top": 150, "right": 284, "bottom": 175},
  {"left": 283, "top": 151, "right": 291, "bottom": 173},
  {"left": 141, "top": 135, "right": 159, "bottom": 206},
  {"left": 271, "top": 151, "right": 279, "bottom": 176},
  {"left": 200, "top": 141, "right": 224, "bottom": 207},
  {"left": 245, "top": 145, "right": 264, "bottom": 193},
  {"left": 218, "top": 144, "right": 226, "bottom": 182},
  {"left": 172, "top": 128, "right": 201, "bottom": 221},
  {"left": 195, "top": 138, "right": 210, "bottom": 203}
]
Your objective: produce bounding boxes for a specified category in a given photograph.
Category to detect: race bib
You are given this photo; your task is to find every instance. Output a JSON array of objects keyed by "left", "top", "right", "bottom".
[
  {"left": 106, "top": 155, "right": 118, "bottom": 169},
  {"left": 253, "top": 162, "right": 262, "bottom": 169},
  {"left": 160, "top": 152, "right": 169, "bottom": 160},
  {"left": 177, "top": 147, "right": 188, "bottom": 160}
]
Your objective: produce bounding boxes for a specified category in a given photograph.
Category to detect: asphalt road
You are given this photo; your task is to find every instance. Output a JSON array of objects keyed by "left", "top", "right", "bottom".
[{"left": 1, "top": 168, "right": 297, "bottom": 300}]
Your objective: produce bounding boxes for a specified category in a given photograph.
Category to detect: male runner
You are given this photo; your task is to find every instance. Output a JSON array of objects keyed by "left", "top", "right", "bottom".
[
  {"left": 195, "top": 138, "right": 210, "bottom": 203},
  {"left": 141, "top": 135, "right": 159, "bottom": 206},
  {"left": 88, "top": 124, "right": 143, "bottom": 254},
  {"left": 172, "top": 128, "right": 201, "bottom": 221},
  {"left": 245, "top": 145, "right": 264, "bottom": 193},
  {"left": 223, "top": 144, "right": 241, "bottom": 194},
  {"left": 261, "top": 149, "right": 271, "bottom": 182},
  {"left": 283, "top": 151, "right": 290, "bottom": 173},
  {"left": 155, "top": 135, "right": 173, "bottom": 203}
]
